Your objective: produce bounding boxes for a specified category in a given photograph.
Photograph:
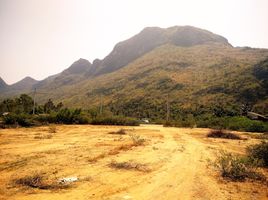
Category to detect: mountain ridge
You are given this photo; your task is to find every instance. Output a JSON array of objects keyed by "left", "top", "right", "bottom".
[{"left": 1, "top": 25, "right": 268, "bottom": 115}]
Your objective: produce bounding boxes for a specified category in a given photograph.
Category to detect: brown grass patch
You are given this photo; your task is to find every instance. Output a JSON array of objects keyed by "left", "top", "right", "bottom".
[
  {"left": 109, "top": 160, "right": 151, "bottom": 172},
  {"left": 108, "top": 129, "right": 127, "bottom": 135},
  {"left": 14, "top": 173, "right": 70, "bottom": 190},
  {"left": 207, "top": 130, "right": 242, "bottom": 140}
]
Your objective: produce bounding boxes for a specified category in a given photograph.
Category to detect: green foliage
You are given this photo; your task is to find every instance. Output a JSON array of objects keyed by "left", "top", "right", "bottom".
[
  {"left": 55, "top": 108, "right": 89, "bottom": 124},
  {"left": 0, "top": 94, "right": 33, "bottom": 114},
  {"left": 196, "top": 116, "right": 268, "bottom": 132},
  {"left": 247, "top": 141, "right": 268, "bottom": 167},
  {"left": 34, "top": 113, "right": 57, "bottom": 124},
  {"left": 3, "top": 113, "right": 34, "bottom": 127},
  {"left": 226, "top": 117, "right": 268, "bottom": 132},
  {"left": 91, "top": 116, "right": 139, "bottom": 126}
]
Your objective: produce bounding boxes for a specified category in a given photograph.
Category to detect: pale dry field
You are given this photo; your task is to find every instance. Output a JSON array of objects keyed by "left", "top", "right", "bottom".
[{"left": 0, "top": 124, "right": 267, "bottom": 200}]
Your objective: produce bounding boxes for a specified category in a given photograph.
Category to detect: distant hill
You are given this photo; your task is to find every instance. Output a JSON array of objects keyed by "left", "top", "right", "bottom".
[
  {"left": 0, "top": 77, "right": 7, "bottom": 91},
  {"left": 0, "top": 76, "right": 37, "bottom": 95},
  {"left": 1, "top": 25, "right": 268, "bottom": 117},
  {"left": 9, "top": 76, "right": 38, "bottom": 91}
]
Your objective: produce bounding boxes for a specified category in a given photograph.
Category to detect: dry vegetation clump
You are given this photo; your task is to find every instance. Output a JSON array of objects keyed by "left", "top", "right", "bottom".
[
  {"left": 48, "top": 125, "right": 57, "bottom": 133},
  {"left": 247, "top": 141, "right": 268, "bottom": 167},
  {"left": 129, "top": 133, "right": 146, "bottom": 146},
  {"left": 109, "top": 160, "right": 151, "bottom": 172},
  {"left": 207, "top": 129, "right": 242, "bottom": 140},
  {"left": 108, "top": 129, "right": 127, "bottom": 135},
  {"left": 14, "top": 173, "right": 70, "bottom": 190},
  {"left": 34, "top": 133, "right": 53, "bottom": 139},
  {"left": 214, "top": 151, "right": 265, "bottom": 182},
  {"left": 249, "top": 133, "right": 268, "bottom": 140}
]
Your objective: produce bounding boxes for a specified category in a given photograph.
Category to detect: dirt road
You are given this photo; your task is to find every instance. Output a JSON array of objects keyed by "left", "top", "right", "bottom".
[{"left": 0, "top": 125, "right": 267, "bottom": 200}]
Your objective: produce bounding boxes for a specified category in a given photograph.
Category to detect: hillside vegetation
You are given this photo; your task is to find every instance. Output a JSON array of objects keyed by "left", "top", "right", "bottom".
[{"left": 1, "top": 26, "right": 268, "bottom": 122}]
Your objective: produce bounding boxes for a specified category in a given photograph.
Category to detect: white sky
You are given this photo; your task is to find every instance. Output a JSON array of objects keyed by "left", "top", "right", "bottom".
[{"left": 0, "top": 0, "right": 268, "bottom": 84}]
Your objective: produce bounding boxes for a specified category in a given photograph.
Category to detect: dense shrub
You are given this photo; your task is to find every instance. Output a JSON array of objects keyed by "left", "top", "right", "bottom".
[
  {"left": 91, "top": 116, "right": 139, "bottom": 126},
  {"left": 247, "top": 141, "right": 268, "bottom": 167},
  {"left": 55, "top": 109, "right": 90, "bottom": 124},
  {"left": 34, "top": 113, "right": 57, "bottom": 124},
  {"left": 3, "top": 113, "right": 34, "bottom": 127},
  {"left": 226, "top": 117, "right": 268, "bottom": 132},
  {"left": 196, "top": 116, "right": 268, "bottom": 133}
]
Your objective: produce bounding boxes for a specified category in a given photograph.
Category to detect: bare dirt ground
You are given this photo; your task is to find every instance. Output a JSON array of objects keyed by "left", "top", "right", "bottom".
[{"left": 0, "top": 124, "right": 267, "bottom": 200}]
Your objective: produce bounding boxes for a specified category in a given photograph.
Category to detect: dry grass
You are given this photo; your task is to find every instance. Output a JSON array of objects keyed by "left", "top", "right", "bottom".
[
  {"left": 109, "top": 160, "right": 151, "bottom": 172},
  {"left": 207, "top": 130, "right": 242, "bottom": 140},
  {"left": 108, "top": 129, "right": 127, "bottom": 135},
  {"left": 34, "top": 133, "right": 53, "bottom": 139},
  {"left": 249, "top": 133, "right": 268, "bottom": 140},
  {"left": 129, "top": 133, "right": 146, "bottom": 146},
  {"left": 48, "top": 125, "right": 57, "bottom": 133},
  {"left": 89, "top": 143, "right": 137, "bottom": 162},
  {"left": 14, "top": 173, "right": 70, "bottom": 190}
]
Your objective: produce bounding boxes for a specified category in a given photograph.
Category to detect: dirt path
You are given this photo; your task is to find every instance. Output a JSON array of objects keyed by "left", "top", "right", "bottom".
[
  {"left": 0, "top": 125, "right": 267, "bottom": 200},
  {"left": 108, "top": 127, "right": 226, "bottom": 200}
]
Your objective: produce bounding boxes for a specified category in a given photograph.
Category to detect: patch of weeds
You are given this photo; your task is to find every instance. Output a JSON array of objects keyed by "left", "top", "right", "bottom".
[
  {"left": 14, "top": 173, "right": 69, "bottom": 190},
  {"left": 129, "top": 133, "right": 146, "bottom": 146},
  {"left": 207, "top": 130, "right": 242, "bottom": 140},
  {"left": 247, "top": 141, "right": 268, "bottom": 167},
  {"left": 108, "top": 129, "right": 126, "bottom": 135},
  {"left": 48, "top": 125, "right": 57, "bottom": 133},
  {"left": 250, "top": 133, "right": 268, "bottom": 140},
  {"left": 213, "top": 151, "right": 265, "bottom": 181},
  {"left": 88, "top": 153, "right": 106, "bottom": 163},
  {"left": 34, "top": 133, "right": 53, "bottom": 139},
  {"left": 109, "top": 160, "right": 151, "bottom": 172}
]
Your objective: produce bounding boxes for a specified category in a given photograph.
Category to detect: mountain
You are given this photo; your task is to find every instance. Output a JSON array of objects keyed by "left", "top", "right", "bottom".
[
  {"left": 0, "top": 76, "right": 38, "bottom": 96},
  {"left": 9, "top": 76, "right": 38, "bottom": 91},
  {"left": 34, "top": 58, "right": 92, "bottom": 90},
  {"left": 86, "top": 26, "right": 231, "bottom": 77},
  {"left": 1, "top": 25, "right": 268, "bottom": 116},
  {"left": 0, "top": 77, "right": 7, "bottom": 91}
]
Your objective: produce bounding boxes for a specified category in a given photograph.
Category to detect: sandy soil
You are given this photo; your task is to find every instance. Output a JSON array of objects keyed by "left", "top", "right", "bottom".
[{"left": 0, "top": 124, "right": 267, "bottom": 200}]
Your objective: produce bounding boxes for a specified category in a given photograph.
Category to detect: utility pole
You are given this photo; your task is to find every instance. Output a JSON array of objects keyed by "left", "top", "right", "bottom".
[
  {"left": 100, "top": 94, "right": 103, "bottom": 115},
  {"left": 166, "top": 94, "right": 170, "bottom": 122},
  {"left": 33, "top": 88, "right": 36, "bottom": 115}
]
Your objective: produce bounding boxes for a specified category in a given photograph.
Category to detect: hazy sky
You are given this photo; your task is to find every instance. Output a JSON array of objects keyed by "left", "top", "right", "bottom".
[{"left": 0, "top": 0, "right": 268, "bottom": 84}]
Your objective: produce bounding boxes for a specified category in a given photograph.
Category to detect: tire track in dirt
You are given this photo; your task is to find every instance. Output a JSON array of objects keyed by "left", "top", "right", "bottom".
[{"left": 110, "top": 128, "right": 227, "bottom": 200}]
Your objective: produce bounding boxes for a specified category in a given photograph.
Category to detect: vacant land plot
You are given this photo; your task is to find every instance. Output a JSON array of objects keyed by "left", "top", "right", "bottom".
[{"left": 0, "top": 125, "right": 267, "bottom": 200}]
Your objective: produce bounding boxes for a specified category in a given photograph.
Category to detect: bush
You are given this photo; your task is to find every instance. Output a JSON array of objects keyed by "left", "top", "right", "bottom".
[
  {"left": 196, "top": 116, "right": 268, "bottom": 133},
  {"left": 247, "top": 141, "right": 268, "bottom": 167},
  {"left": 214, "top": 151, "right": 265, "bottom": 181},
  {"left": 34, "top": 113, "right": 57, "bottom": 124},
  {"left": 56, "top": 109, "right": 90, "bottom": 124},
  {"left": 3, "top": 113, "right": 34, "bottom": 127},
  {"left": 207, "top": 130, "right": 242, "bottom": 140},
  {"left": 227, "top": 117, "right": 268, "bottom": 132},
  {"left": 91, "top": 116, "right": 139, "bottom": 126}
]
